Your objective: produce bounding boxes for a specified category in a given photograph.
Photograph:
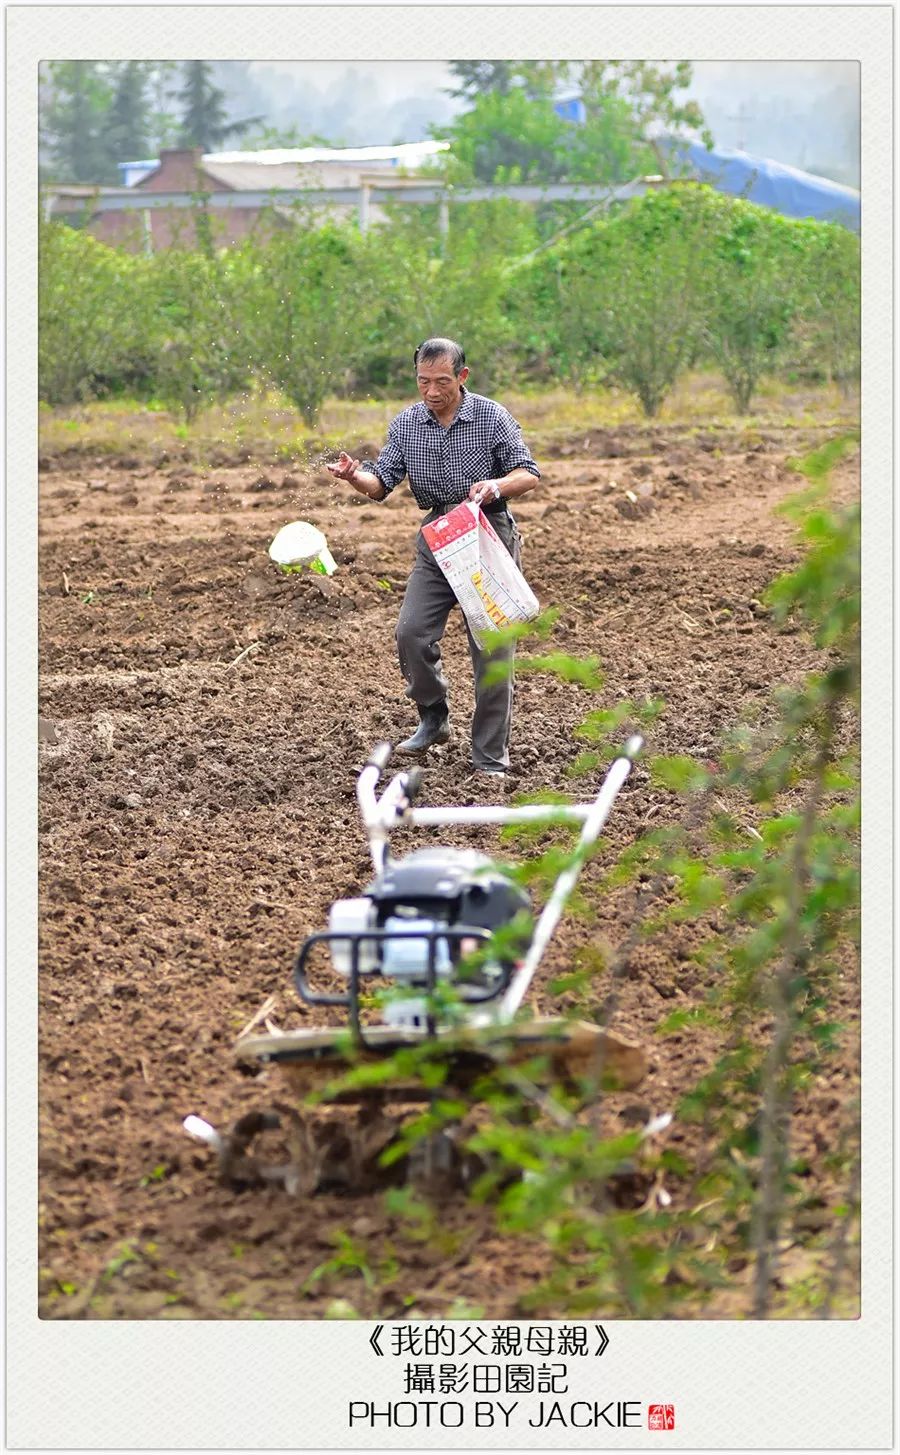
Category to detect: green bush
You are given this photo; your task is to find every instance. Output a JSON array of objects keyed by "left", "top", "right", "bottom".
[
  {"left": 38, "top": 218, "right": 153, "bottom": 403},
  {"left": 355, "top": 200, "right": 538, "bottom": 396},
  {"left": 504, "top": 186, "right": 859, "bottom": 411},
  {"left": 38, "top": 188, "right": 860, "bottom": 419},
  {"left": 511, "top": 188, "right": 711, "bottom": 410},
  {"left": 698, "top": 196, "right": 808, "bottom": 412},
  {"left": 228, "top": 211, "right": 365, "bottom": 424},
  {"left": 150, "top": 245, "right": 246, "bottom": 420},
  {"left": 787, "top": 222, "right": 860, "bottom": 390},
  {"left": 505, "top": 186, "right": 860, "bottom": 412}
]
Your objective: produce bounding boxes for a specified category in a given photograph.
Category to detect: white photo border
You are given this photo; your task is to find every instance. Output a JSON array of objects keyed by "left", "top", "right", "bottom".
[{"left": 7, "top": 6, "right": 892, "bottom": 1449}]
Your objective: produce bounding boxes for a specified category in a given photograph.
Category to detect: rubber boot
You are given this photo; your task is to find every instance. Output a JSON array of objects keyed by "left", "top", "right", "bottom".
[{"left": 396, "top": 701, "right": 450, "bottom": 753}]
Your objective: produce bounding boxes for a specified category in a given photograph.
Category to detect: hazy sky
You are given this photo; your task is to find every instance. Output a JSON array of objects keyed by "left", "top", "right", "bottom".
[
  {"left": 251, "top": 57, "right": 860, "bottom": 176},
  {"left": 254, "top": 60, "right": 454, "bottom": 102},
  {"left": 247, "top": 59, "right": 859, "bottom": 184},
  {"left": 252, "top": 59, "right": 859, "bottom": 119}
]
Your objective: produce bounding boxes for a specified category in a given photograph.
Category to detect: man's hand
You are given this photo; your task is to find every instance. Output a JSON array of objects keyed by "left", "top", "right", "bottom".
[
  {"left": 326, "top": 451, "right": 385, "bottom": 501},
  {"left": 469, "top": 480, "right": 502, "bottom": 507},
  {"left": 469, "top": 468, "right": 540, "bottom": 505},
  {"left": 327, "top": 450, "right": 361, "bottom": 484}
]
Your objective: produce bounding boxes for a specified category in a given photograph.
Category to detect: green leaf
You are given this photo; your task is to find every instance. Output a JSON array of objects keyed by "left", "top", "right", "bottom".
[{"left": 650, "top": 755, "right": 710, "bottom": 793}]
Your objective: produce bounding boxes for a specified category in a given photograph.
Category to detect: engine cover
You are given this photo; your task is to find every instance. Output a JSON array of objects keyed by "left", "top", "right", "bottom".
[{"left": 367, "top": 847, "right": 531, "bottom": 942}]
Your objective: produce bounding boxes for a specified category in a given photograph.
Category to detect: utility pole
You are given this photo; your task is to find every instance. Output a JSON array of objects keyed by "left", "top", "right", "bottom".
[{"left": 725, "top": 100, "right": 752, "bottom": 151}]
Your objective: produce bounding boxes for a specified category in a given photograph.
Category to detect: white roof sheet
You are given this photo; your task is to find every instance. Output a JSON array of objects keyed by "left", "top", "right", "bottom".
[{"left": 202, "top": 140, "right": 449, "bottom": 167}]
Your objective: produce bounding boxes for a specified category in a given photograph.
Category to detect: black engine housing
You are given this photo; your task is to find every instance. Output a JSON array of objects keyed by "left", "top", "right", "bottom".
[{"left": 367, "top": 848, "right": 531, "bottom": 943}]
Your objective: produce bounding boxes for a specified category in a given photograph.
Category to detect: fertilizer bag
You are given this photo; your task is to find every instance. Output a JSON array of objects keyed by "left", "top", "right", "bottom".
[{"left": 421, "top": 501, "right": 539, "bottom": 644}]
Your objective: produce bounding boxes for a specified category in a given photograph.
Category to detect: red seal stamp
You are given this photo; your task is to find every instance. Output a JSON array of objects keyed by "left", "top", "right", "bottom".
[{"left": 648, "top": 1404, "right": 675, "bottom": 1430}]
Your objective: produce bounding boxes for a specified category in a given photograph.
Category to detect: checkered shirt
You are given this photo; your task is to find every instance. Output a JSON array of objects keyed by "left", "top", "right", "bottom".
[{"left": 362, "top": 387, "right": 541, "bottom": 511}]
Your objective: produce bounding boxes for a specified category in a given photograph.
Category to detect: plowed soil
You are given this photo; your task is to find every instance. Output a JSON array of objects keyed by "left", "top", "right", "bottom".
[{"left": 38, "top": 421, "right": 860, "bottom": 1320}]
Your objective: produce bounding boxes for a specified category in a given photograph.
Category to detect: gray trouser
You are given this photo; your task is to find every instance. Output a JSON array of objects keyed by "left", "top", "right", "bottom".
[{"left": 396, "top": 509, "right": 521, "bottom": 771}]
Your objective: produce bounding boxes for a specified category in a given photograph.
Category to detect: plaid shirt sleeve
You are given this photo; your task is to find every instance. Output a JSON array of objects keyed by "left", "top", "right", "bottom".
[
  {"left": 362, "top": 420, "right": 407, "bottom": 496},
  {"left": 492, "top": 407, "right": 541, "bottom": 478}
]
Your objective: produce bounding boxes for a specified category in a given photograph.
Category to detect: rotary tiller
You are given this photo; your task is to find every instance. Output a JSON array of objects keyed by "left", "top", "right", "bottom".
[{"left": 184, "top": 738, "right": 647, "bottom": 1193}]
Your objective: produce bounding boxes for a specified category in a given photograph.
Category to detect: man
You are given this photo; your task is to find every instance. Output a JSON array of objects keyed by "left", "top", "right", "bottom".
[{"left": 327, "top": 337, "right": 541, "bottom": 775}]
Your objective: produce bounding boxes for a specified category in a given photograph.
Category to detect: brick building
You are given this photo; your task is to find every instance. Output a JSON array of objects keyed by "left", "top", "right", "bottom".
[{"left": 44, "top": 142, "right": 449, "bottom": 252}]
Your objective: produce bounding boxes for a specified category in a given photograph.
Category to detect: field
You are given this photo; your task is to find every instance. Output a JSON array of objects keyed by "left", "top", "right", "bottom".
[{"left": 38, "top": 384, "right": 860, "bottom": 1320}]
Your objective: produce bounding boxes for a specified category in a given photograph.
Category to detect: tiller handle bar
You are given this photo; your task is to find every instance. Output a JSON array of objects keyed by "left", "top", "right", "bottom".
[
  {"left": 354, "top": 735, "right": 643, "bottom": 1017},
  {"left": 499, "top": 735, "right": 642, "bottom": 1018}
]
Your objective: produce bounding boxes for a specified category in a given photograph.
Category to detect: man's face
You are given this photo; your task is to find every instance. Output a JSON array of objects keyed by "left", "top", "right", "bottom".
[{"left": 416, "top": 354, "right": 469, "bottom": 415}]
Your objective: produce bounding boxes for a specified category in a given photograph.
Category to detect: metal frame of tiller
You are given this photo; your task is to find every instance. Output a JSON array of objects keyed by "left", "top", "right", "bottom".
[
  {"left": 328, "top": 733, "right": 645, "bottom": 1034},
  {"left": 182, "top": 736, "right": 646, "bottom": 1177},
  {"left": 294, "top": 925, "right": 498, "bottom": 1043}
]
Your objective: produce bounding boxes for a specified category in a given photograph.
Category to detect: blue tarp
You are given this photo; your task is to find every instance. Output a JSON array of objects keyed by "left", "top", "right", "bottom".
[
  {"left": 659, "top": 138, "right": 860, "bottom": 231},
  {"left": 553, "top": 96, "right": 587, "bottom": 125}
]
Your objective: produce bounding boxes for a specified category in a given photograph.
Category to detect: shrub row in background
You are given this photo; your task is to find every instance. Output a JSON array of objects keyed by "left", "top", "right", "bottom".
[{"left": 39, "top": 186, "right": 860, "bottom": 421}]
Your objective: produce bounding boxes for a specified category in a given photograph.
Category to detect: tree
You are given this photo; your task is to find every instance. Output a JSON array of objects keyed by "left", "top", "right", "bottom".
[
  {"left": 593, "top": 239, "right": 703, "bottom": 416},
  {"left": 576, "top": 61, "right": 712, "bottom": 173},
  {"left": 144, "top": 62, "right": 183, "bottom": 153},
  {"left": 441, "top": 89, "right": 576, "bottom": 185},
  {"left": 40, "top": 61, "right": 177, "bottom": 182},
  {"left": 106, "top": 62, "right": 151, "bottom": 165},
  {"left": 701, "top": 198, "right": 806, "bottom": 413},
  {"left": 40, "top": 62, "right": 118, "bottom": 182},
  {"left": 447, "top": 61, "right": 516, "bottom": 98},
  {"left": 538, "top": 189, "right": 707, "bottom": 412},
  {"left": 447, "top": 61, "right": 557, "bottom": 101},
  {"left": 788, "top": 222, "right": 860, "bottom": 392},
  {"left": 357, "top": 200, "right": 538, "bottom": 394},
  {"left": 238, "top": 122, "right": 336, "bottom": 151},
  {"left": 437, "top": 60, "right": 711, "bottom": 188},
  {"left": 39, "top": 219, "right": 153, "bottom": 402},
  {"left": 177, "top": 60, "right": 260, "bottom": 151},
  {"left": 509, "top": 185, "right": 837, "bottom": 413},
  {"left": 230, "top": 213, "right": 366, "bottom": 424},
  {"left": 150, "top": 245, "right": 243, "bottom": 420}
]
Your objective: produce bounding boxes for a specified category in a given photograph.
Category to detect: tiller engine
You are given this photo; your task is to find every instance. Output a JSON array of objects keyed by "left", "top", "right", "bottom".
[{"left": 184, "top": 739, "right": 647, "bottom": 1193}]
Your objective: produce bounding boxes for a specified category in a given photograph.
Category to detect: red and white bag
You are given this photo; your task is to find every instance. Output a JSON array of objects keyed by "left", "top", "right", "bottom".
[{"left": 421, "top": 501, "right": 540, "bottom": 644}]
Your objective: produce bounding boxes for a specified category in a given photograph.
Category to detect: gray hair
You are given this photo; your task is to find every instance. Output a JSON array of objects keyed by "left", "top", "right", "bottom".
[{"left": 414, "top": 337, "right": 466, "bottom": 374}]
